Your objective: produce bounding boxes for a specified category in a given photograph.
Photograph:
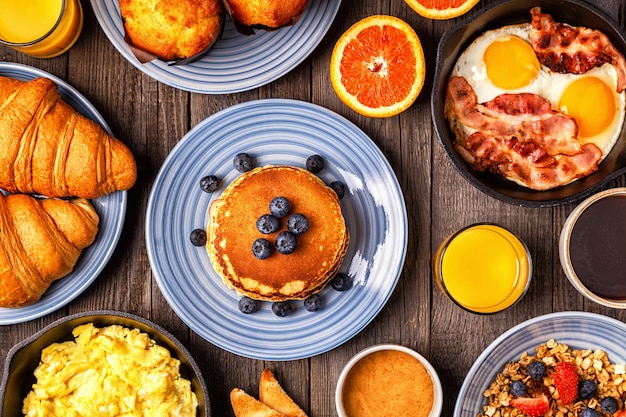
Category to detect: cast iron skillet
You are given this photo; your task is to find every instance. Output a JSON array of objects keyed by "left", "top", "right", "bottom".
[
  {"left": 431, "top": 0, "right": 626, "bottom": 207},
  {"left": 0, "top": 310, "right": 210, "bottom": 417}
]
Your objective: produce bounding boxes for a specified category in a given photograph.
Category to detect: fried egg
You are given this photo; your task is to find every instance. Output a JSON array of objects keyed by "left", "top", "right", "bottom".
[{"left": 451, "top": 23, "right": 625, "bottom": 157}]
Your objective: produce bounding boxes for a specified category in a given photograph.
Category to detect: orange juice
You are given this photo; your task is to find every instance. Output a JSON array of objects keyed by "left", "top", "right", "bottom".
[
  {"left": 0, "top": 0, "right": 83, "bottom": 58},
  {"left": 433, "top": 224, "right": 532, "bottom": 314}
]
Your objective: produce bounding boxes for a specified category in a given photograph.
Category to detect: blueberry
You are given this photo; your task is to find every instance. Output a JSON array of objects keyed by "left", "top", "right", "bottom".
[
  {"left": 238, "top": 297, "right": 258, "bottom": 314},
  {"left": 233, "top": 153, "right": 254, "bottom": 172},
  {"left": 601, "top": 397, "right": 619, "bottom": 413},
  {"left": 510, "top": 380, "right": 527, "bottom": 397},
  {"left": 578, "top": 380, "right": 598, "bottom": 400},
  {"left": 275, "top": 231, "right": 297, "bottom": 254},
  {"left": 330, "top": 181, "right": 346, "bottom": 199},
  {"left": 190, "top": 229, "right": 207, "bottom": 246},
  {"left": 252, "top": 238, "right": 272, "bottom": 260},
  {"left": 581, "top": 408, "right": 599, "bottom": 417},
  {"left": 256, "top": 214, "right": 281, "bottom": 234},
  {"left": 199, "top": 175, "right": 219, "bottom": 193},
  {"left": 527, "top": 361, "right": 546, "bottom": 379},
  {"left": 306, "top": 155, "right": 325, "bottom": 173},
  {"left": 269, "top": 197, "right": 291, "bottom": 218},
  {"left": 272, "top": 301, "right": 292, "bottom": 317},
  {"left": 304, "top": 294, "right": 322, "bottom": 312},
  {"left": 287, "top": 213, "right": 309, "bottom": 235},
  {"left": 331, "top": 272, "right": 352, "bottom": 291}
]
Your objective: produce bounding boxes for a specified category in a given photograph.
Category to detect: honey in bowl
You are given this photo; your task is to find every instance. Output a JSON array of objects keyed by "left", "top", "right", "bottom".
[
  {"left": 336, "top": 345, "right": 442, "bottom": 417},
  {"left": 559, "top": 188, "right": 626, "bottom": 307},
  {"left": 433, "top": 224, "right": 532, "bottom": 314}
]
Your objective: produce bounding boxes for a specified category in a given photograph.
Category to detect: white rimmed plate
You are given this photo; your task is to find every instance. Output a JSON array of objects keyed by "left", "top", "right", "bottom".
[
  {"left": 90, "top": 0, "right": 341, "bottom": 94},
  {"left": 146, "top": 99, "right": 407, "bottom": 360},
  {"left": 455, "top": 311, "right": 626, "bottom": 417},
  {"left": 0, "top": 62, "right": 127, "bottom": 325}
]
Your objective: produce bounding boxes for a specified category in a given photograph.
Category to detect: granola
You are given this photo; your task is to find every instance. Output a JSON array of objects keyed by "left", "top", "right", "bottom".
[{"left": 478, "top": 339, "right": 626, "bottom": 417}]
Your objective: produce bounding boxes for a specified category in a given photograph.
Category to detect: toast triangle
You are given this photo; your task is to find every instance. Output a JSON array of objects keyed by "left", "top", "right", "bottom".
[
  {"left": 230, "top": 388, "right": 286, "bottom": 417},
  {"left": 259, "top": 369, "right": 308, "bottom": 417}
]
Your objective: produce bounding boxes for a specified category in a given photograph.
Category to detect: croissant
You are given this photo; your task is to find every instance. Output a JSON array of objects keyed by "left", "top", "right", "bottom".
[
  {"left": 0, "top": 193, "right": 99, "bottom": 308},
  {"left": 0, "top": 76, "right": 137, "bottom": 199}
]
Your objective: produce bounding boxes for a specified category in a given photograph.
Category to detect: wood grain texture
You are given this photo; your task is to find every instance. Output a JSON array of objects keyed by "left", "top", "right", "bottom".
[{"left": 2, "top": 1, "right": 626, "bottom": 416}]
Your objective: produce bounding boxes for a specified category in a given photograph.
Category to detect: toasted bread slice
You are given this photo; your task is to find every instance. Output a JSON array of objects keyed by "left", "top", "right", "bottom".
[
  {"left": 230, "top": 388, "right": 286, "bottom": 417},
  {"left": 259, "top": 369, "right": 308, "bottom": 417}
]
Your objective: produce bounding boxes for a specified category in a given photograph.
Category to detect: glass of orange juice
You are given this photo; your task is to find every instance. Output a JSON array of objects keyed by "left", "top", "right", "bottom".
[
  {"left": 433, "top": 223, "right": 532, "bottom": 314},
  {"left": 0, "top": 0, "right": 83, "bottom": 58}
]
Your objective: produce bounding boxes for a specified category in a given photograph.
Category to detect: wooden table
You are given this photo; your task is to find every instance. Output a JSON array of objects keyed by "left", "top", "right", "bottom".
[{"left": 2, "top": 0, "right": 625, "bottom": 415}]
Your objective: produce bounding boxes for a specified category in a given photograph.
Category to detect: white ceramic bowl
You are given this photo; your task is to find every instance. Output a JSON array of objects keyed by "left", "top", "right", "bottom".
[
  {"left": 335, "top": 344, "right": 443, "bottom": 417},
  {"left": 559, "top": 187, "right": 626, "bottom": 308}
]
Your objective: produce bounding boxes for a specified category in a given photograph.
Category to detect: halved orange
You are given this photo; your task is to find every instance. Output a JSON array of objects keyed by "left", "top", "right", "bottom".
[
  {"left": 405, "top": 0, "right": 480, "bottom": 20},
  {"left": 330, "top": 15, "right": 426, "bottom": 118}
]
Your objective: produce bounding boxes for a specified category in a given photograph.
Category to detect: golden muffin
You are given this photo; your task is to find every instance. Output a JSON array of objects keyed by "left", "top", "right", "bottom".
[
  {"left": 223, "top": 0, "right": 309, "bottom": 29},
  {"left": 207, "top": 165, "right": 349, "bottom": 301},
  {"left": 120, "top": 0, "right": 223, "bottom": 61}
]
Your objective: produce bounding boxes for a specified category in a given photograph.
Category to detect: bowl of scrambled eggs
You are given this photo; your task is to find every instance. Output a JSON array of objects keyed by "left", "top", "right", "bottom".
[{"left": 0, "top": 310, "right": 209, "bottom": 417}]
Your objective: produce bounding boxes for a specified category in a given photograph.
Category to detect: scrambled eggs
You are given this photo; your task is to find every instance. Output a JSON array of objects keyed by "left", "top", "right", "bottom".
[{"left": 22, "top": 323, "right": 198, "bottom": 417}]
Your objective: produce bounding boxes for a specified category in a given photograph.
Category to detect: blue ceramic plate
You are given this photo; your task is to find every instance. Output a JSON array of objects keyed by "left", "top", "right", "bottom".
[
  {"left": 91, "top": 0, "right": 341, "bottom": 94},
  {"left": 145, "top": 99, "right": 407, "bottom": 360},
  {"left": 0, "top": 63, "right": 127, "bottom": 325},
  {"left": 455, "top": 312, "right": 626, "bottom": 417}
]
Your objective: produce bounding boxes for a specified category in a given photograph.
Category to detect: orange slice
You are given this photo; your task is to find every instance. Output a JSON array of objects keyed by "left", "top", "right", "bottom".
[
  {"left": 405, "top": 0, "right": 480, "bottom": 20},
  {"left": 329, "top": 15, "right": 426, "bottom": 118}
]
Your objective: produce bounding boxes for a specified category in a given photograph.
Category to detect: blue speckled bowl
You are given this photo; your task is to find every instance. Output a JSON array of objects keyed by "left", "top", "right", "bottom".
[{"left": 454, "top": 312, "right": 626, "bottom": 417}]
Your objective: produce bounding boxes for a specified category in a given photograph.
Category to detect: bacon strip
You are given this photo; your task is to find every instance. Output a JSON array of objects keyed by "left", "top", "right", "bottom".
[
  {"left": 445, "top": 76, "right": 603, "bottom": 190},
  {"left": 529, "top": 7, "right": 626, "bottom": 93},
  {"left": 446, "top": 76, "right": 580, "bottom": 156},
  {"left": 457, "top": 133, "right": 602, "bottom": 190}
]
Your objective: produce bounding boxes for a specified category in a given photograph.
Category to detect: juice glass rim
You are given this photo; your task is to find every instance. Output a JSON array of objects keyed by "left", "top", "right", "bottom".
[
  {"left": 0, "top": 0, "right": 67, "bottom": 47},
  {"left": 434, "top": 222, "right": 533, "bottom": 315}
]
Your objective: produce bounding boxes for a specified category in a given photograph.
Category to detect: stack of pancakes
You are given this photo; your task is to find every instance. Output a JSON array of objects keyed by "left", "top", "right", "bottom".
[{"left": 207, "top": 165, "right": 349, "bottom": 301}]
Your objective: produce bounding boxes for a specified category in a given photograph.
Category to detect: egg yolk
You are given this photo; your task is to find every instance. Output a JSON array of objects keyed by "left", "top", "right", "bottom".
[
  {"left": 559, "top": 76, "right": 616, "bottom": 138},
  {"left": 483, "top": 36, "right": 540, "bottom": 89}
]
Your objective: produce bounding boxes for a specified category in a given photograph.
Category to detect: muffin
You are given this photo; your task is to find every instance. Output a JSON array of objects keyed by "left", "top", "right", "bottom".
[
  {"left": 206, "top": 165, "right": 349, "bottom": 301},
  {"left": 222, "top": 0, "right": 309, "bottom": 30},
  {"left": 120, "top": 0, "right": 223, "bottom": 62}
]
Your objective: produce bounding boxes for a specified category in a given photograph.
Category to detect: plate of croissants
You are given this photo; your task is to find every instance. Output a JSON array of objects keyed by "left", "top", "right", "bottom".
[
  {"left": 91, "top": 0, "right": 341, "bottom": 94},
  {"left": 0, "top": 62, "right": 137, "bottom": 324}
]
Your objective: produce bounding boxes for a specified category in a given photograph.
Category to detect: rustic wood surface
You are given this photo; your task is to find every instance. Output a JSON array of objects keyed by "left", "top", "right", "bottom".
[{"left": 2, "top": 0, "right": 626, "bottom": 415}]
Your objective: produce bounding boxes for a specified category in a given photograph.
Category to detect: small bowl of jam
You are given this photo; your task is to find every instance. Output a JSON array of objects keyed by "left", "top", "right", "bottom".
[
  {"left": 335, "top": 344, "right": 443, "bottom": 417},
  {"left": 559, "top": 187, "right": 626, "bottom": 308}
]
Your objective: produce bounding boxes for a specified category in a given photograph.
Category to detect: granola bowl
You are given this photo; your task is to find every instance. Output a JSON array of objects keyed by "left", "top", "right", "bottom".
[
  {"left": 455, "top": 312, "right": 626, "bottom": 417},
  {"left": 432, "top": 0, "right": 626, "bottom": 208}
]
